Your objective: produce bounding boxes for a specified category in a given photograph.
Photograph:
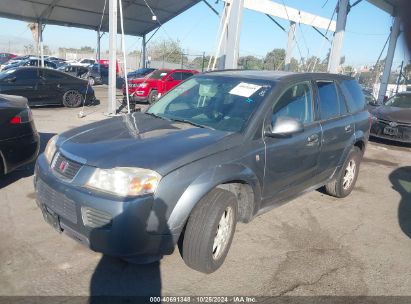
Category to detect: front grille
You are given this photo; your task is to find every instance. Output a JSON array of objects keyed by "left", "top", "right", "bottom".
[
  {"left": 371, "top": 121, "right": 411, "bottom": 141},
  {"left": 81, "top": 207, "right": 112, "bottom": 228},
  {"left": 36, "top": 180, "right": 77, "bottom": 224},
  {"left": 52, "top": 152, "right": 82, "bottom": 180}
]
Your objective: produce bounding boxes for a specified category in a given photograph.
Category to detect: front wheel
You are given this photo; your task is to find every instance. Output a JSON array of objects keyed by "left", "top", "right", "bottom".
[
  {"left": 148, "top": 90, "right": 158, "bottom": 104},
  {"left": 181, "top": 188, "right": 237, "bottom": 273},
  {"left": 325, "top": 147, "right": 362, "bottom": 198},
  {"left": 62, "top": 90, "right": 83, "bottom": 108}
]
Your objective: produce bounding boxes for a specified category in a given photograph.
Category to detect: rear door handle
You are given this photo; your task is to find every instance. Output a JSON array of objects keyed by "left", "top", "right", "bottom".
[
  {"left": 307, "top": 134, "right": 319, "bottom": 144},
  {"left": 345, "top": 125, "right": 352, "bottom": 132}
]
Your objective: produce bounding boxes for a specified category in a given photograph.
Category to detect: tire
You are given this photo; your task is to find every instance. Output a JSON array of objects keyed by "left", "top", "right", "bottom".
[
  {"left": 148, "top": 90, "right": 158, "bottom": 104},
  {"left": 181, "top": 188, "right": 237, "bottom": 273},
  {"left": 325, "top": 147, "right": 362, "bottom": 198},
  {"left": 88, "top": 77, "right": 95, "bottom": 86},
  {"left": 62, "top": 90, "right": 83, "bottom": 108},
  {"left": 0, "top": 156, "right": 4, "bottom": 177}
]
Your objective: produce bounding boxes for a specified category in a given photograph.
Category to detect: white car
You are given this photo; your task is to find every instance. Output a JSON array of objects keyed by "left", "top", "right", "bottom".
[{"left": 75, "top": 59, "right": 96, "bottom": 67}]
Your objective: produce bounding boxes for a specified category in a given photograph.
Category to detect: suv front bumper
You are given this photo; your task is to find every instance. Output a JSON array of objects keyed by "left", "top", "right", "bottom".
[{"left": 34, "top": 154, "right": 176, "bottom": 258}]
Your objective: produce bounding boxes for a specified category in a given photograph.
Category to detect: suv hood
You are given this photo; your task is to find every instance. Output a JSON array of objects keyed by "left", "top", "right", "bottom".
[
  {"left": 372, "top": 106, "right": 411, "bottom": 124},
  {"left": 57, "top": 112, "right": 239, "bottom": 175}
]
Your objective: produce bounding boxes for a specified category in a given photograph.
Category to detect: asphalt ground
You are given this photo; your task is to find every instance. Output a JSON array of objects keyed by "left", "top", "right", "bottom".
[{"left": 1, "top": 85, "right": 410, "bottom": 297}]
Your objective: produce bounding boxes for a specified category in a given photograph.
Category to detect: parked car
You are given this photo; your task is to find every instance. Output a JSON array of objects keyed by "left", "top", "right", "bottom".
[
  {"left": 34, "top": 71, "right": 370, "bottom": 273},
  {"left": 0, "top": 55, "right": 37, "bottom": 71},
  {"left": 0, "top": 94, "right": 39, "bottom": 176},
  {"left": 363, "top": 89, "right": 379, "bottom": 110},
  {"left": 85, "top": 64, "right": 109, "bottom": 86},
  {"left": 127, "top": 68, "right": 156, "bottom": 79},
  {"left": 0, "top": 67, "right": 95, "bottom": 108},
  {"left": 370, "top": 91, "right": 411, "bottom": 143},
  {"left": 63, "top": 65, "right": 89, "bottom": 78},
  {"left": 126, "top": 69, "right": 198, "bottom": 104},
  {"left": 76, "top": 59, "right": 96, "bottom": 67},
  {"left": 0, "top": 53, "right": 17, "bottom": 65},
  {"left": 2, "top": 59, "right": 57, "bottom": 71}
]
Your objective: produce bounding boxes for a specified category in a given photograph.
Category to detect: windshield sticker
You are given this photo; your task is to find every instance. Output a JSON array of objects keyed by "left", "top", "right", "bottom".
[{"left": 229, "top": 82, "right": 262, "bottom": 97}]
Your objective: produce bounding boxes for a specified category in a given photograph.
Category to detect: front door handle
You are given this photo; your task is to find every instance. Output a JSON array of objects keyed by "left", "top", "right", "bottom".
[
  {"left": 307, "top": 134, "right": 319, "bottom": 144},
  {"left": 345, "top": 124, "right": 352, "bottom": 132}
]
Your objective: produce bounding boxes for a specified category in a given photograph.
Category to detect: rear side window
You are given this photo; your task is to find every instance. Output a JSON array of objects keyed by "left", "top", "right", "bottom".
[
  {"left": 317, "top": 81, "right": 339, "bottom": 120},
  {"left": 170, "top": 72, "right": 183, "bottom": 81},
  {"left": 340, "top": 79, "right": 366, "bottom": 113},
  {"left": 44, "top": 70, "right": 66, "bottom": 80},
  {"left": 181, "top": 72, "right": 194, "bottom": 80}
]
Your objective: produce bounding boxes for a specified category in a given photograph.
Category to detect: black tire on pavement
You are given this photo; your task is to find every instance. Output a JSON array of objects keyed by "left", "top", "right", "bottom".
[
  {"left": 181, "top": 188, "right": 237, "bottom": 274},
  {"left": 325, "top": 146, "right": 362, "bottom": 198},
  {"left": 148, "top": 90, "right": 158, "bottom": 104},
  {"left": 62, "top": 90, "right": 83, "bottom": 108}
]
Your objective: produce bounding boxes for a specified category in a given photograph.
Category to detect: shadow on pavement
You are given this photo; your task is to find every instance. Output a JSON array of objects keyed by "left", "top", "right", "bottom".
[
  {"left": 0, "top": 132, "right": 55, "bottom": 189},
  {"left": 369, "top": 136, "right": 411, "bottom": 150},
  {"left": 89, "top": 200, "right": 175, "bottom": 300},
  {"left": 89, "top": 256, "right": 162, "bottom": 300},
  {"left": 389, "top": 166, "right": 411, "bottom": 239}
]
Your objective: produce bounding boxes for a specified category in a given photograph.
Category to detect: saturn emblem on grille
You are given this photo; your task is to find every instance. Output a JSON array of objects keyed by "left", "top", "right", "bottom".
[{"left": 59, "top": 160, "right": 68, "bottom": 173}]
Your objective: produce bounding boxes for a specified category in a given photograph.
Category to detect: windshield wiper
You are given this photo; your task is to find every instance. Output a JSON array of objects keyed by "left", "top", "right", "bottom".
[{"left": 168, "top": 118, "right": 214, "bottom": 130}]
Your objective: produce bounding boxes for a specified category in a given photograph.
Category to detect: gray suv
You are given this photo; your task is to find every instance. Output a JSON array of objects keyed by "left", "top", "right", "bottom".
[{"left": 34, "top": 71, "right": 370, "bottom": 273}]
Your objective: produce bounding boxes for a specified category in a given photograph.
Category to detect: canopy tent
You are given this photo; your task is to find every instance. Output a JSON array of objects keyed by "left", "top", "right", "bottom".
[
  {"left": 0, "top": 0, "right": 200, "bottom": 37},
  {"left": 367, "top": 0, "right": 404, "bottom": 15},
  {"left": 0, "top": 0, "right": 201, "bottom": 114}
]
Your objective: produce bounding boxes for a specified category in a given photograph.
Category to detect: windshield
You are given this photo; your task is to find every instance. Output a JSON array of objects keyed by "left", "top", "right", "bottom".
[
  {"left": 385, "top": 94, "right": 411, "bottom": 108},
  {"left": 147, "top": 76, "right": 273, "bottom": 132},
  {"left": 149, "top": 69, "right": 169, "bottom": 80}
]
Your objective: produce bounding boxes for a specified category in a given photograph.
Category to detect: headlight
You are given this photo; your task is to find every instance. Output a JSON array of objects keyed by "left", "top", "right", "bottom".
[
  {"left": 44, "top": 135, "right": 58, "bottom": 164},
  {"left": 137, "top": 83, "right": 148, "bottom": 88},
  {"left": 85, "top": 167, "right": 161, "bottom": 197}
]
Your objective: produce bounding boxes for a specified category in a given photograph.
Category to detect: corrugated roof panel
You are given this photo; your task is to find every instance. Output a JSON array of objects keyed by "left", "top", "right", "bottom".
[{"left": 0, "top": 0, "right": 200, "bottom": 36}]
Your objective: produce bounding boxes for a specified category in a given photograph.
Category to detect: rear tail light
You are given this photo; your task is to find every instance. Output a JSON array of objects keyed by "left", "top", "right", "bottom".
[{"left": 10, "top": 108, "right": 33, "bottom": 124}]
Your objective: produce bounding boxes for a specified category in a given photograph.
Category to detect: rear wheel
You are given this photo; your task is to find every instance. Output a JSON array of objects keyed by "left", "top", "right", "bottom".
[
  {"left": 88, "top": 77, "right": 95, "bottom": 86},
  {"left": 148, "top": 90, "right": 158, "bottom": 104},
  {"left": 181, "top": 188, "right": 237, "bottom": 273},
  {"left": 0, "top": 156, "right": 4, "bottom": 177},
  {"left": 62, "top": 90, "right": 83, "bottom": 108},
  {"left": 325, "top": 147, "right": 362, "bottom": 198}
]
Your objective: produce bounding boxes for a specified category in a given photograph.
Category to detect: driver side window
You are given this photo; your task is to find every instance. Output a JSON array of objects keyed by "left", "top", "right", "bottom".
[{"left": 272, "top": 82, "right": 314, "bottom": 125}]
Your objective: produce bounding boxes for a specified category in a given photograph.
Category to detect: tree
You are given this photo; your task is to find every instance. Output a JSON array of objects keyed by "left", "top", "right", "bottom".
[
  {"left": 300, "top": 56, "right": 327, "bottom": 72},
  {"left": 264, "top": 48, "right": 286, "bottom": 70},
  {"left": 23, "top": 44, "right": 35, "bottom": 55},
  {"left": 289, "top": 58, "right": 300, "bottom": 72},
  {"left": 238, "top": 56, "right": 263, "bottom": 70},
  {"left": 148, "top": 39, "right": 186, "bottom": 64},
  {"left": 403, "top": 63, "right": 411, "bottom": 81},
  {"left": 341, "top": 65, "right": 355, "bottom": 76},
  {"left": 191, "top": 55, "right": 212, "bottom": 70}
]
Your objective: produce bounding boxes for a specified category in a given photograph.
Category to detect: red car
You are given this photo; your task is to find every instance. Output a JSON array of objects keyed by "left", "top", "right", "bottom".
[
  {"left": 0, "top": 53, "right": 17, "bottom": 65},
  {"left": 125, "top": 69, "right": 198, "bottom": 103}
]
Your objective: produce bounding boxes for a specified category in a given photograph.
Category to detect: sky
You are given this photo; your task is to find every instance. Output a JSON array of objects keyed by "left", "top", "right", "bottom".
[{"left": 0, "top": 0, "right": 409, "bottom": 68}]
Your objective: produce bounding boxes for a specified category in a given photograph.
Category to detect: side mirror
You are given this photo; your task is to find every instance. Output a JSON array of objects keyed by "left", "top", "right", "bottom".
[
  {"left": 264, "top": 116, "right": 304, "bottom": 138},
  {"left": 167, "top": 76, "right": 174, "bottom": 82}
]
